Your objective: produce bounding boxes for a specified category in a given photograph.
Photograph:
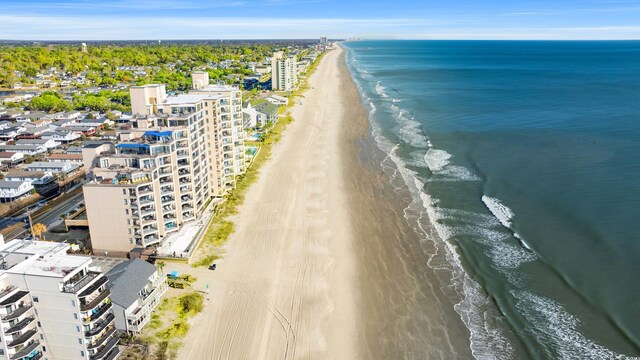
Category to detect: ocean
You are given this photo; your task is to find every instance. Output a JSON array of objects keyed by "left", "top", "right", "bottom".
[{"left": 343, "top": 40, "right": 640, "bottom": 359}]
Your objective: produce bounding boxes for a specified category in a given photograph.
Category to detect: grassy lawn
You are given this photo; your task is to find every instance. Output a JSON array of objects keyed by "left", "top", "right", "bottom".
[{"left": 121, "top": 290, "right": 204, "bottom": 360}]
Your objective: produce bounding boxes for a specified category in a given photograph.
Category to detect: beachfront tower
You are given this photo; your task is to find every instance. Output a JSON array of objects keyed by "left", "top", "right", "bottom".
[{"left": 271, "top": 51, "right": 298, "bottom": 91}]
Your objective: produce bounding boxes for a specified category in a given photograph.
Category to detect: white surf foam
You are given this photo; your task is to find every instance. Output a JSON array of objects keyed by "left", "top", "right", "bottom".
[
  {"left": 424, "top": 148, "right": 481, "bottom": 182},
  {"left": 375, "top": 81, "right": 389, "bottom": 97},
  {"left": 481, "top": 196, "right": 514, "bottom": 228},
  {"left": 514, "top": 291, "right": 634, "bottom": 360}
]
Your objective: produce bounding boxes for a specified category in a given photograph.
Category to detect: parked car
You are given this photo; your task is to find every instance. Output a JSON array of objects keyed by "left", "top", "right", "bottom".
[{"left": 208, "top": 263, "right": 217, "bottom": 271}]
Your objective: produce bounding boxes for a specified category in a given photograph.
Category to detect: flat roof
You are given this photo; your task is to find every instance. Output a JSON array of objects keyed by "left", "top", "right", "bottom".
[
  {"left": 0, "top": 240, "right": 90, "bottom": 278},
  {"left": 163, "top": 94, "right": 213, "bottom": 105}
]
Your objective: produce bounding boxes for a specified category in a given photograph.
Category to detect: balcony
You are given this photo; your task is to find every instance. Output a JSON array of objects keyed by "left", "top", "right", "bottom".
[
  {"left": 87, "top": 325, "right": 116, "bottom": 350},
  {"left": 142, "top": 227, "right": 158, "bottom": 236},
  {"left": 85, "top": 313, "right": 115, "bottom": 338},
  {"left": 0, "top": 291, "right": 28, "bottom": 306},
  {"left": 5, "top": 316, "right": 35, "bottom": 334},
  {"left": 10, "top": 340, "right": 40, "bottom": 360},
  {"left": 80, "top": 290, "right": 110, "bottom": 312},
  {"left": 89, "top": 332, "right": 118, "bottom": 360},
  {"left": 7, "top": 328, "right": 37, "bottom": 348},
  {"left": 0, "top": 286, "right": 18, "bottom": 301},
  {"left": 2, "top": 304, "right": 32, "bottom": 322},
  {"left": 84, "top": 302, "right": 112, "bottom": 324}
]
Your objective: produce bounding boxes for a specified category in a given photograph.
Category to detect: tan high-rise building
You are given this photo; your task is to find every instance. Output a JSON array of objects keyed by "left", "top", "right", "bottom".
[
  {"left": 83, "top": 75, "right": 245, "bottom": 256},
  {"left": 271, "top": 51, "right": 298, "bottom": 91}
]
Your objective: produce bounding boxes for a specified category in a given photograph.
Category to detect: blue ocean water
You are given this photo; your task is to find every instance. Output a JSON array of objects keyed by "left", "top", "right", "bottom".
[{"left": 344, "top": 40, "right": 640, "bottom": 359}]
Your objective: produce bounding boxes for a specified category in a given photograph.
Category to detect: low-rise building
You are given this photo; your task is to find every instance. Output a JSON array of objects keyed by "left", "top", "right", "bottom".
[
  {"left": 266, "top": 94, "right": 288, "bottom": 106},
  {"left": 0, "top": 180, "right": 34, "bottom": 202},
  {"left": 0, "top": 145, "right": 46, "bottom": 156},
  {"left": 26, "top": 161, "right": 81, "bottom": 174},
  {"left": 16, "top": 139, "right": 61, "bottom": 151},
  {"left": 105, "top": 259, "right": 167, "bottom": 333}
]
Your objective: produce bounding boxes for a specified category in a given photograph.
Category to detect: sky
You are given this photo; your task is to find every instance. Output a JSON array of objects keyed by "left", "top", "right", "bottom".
[{"left": 1, "top": 0, "right": 640, "bottom": 40}]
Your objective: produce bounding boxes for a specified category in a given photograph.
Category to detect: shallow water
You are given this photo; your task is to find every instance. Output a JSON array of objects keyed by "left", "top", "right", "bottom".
[{"left": 344, "top": 40, "right": 640, "bottom": 359}]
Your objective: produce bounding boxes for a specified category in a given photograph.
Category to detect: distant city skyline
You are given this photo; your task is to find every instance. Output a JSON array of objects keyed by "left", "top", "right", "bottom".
[{"left": 2, "top": 0, "right": 640, "bottom": 40}]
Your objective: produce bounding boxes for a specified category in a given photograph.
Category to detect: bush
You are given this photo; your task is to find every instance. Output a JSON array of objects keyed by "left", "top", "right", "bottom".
[{"left": 177, "top": 293, "right": 204, "bottom": 316}]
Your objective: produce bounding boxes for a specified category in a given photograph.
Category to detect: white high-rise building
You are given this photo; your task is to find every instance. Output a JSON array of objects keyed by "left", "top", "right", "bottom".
[
  {"left": 0, "top": 240, "right": 118, "bottom": 360},
  {"left": 271, "top": 51, "right": 298, "bottom": 91}
]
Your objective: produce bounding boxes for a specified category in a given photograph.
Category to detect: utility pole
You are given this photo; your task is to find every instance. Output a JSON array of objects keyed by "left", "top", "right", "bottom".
[{"left": 27, "top": 210, "right": 35, "bottom": 240}]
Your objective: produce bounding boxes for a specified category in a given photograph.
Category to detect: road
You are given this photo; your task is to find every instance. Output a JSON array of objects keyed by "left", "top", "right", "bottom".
[{"left": 1, "top": 191, "right": 85, "bottom": 241}]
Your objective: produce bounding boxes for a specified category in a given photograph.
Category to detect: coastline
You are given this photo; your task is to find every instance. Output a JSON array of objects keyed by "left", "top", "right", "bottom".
[
  {"left": 338, "top": 46, "right": 475, "bottom": 359},
  {"left": 176, "top": 44, "right": 476, "bottom": 359}
]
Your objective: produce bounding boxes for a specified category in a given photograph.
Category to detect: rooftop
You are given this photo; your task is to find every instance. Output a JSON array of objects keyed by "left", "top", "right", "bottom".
[
  {"left": 106, "top": 259, "right": 157, "bottom": 307},
  {"left": 163, "top": 93, "right": 217, "bottom": 105},
  {"left": 0, "top": 240, "right": 91, "bottom": 278}
]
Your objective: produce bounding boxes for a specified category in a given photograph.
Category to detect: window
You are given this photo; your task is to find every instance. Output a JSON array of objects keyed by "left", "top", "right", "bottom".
[
  {"left": 73, "top": 313, "right": 78, "bottom": 320},
  {"left": 125, "top": 209, "right": 129, "bottom": 215},
  {"left": 40, "top": 334, "right": 44, "bottom": 340},
  {"left": 76, "top": 325, "right": 81, "bottom": 332},
  {"left": 71, "top": 300, "right": 76, "bottom": 307},
  {"left": 124, "top": 199, "right": 128, "bottom": 205},
  {"left": 126, "top": 219, "right": 131, "bottom": 225},
  {"left": 80, "top": 351, "right": 85, "bottom": 357},
  {"left": 122, "top": 189, "right": 126, "bottom": 195},
  {"left": 37, "top": 321, "right": 41, "bottom": 327},
  {"left": 78, "top": 338, "right": 82, "bottom": 344},
  {"left": 42, "top": 347, "right": 46, "bottom": 352},
  {"left": 32, "top": 296, "right": 39, "bottom": 302}
]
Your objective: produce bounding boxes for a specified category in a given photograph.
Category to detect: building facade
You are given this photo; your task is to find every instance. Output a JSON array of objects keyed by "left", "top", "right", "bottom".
[
  {"left": 0, "top": 240, "right": 118, "bottom": 360},
  {"left": 271, "top": 51, "right": 298, "bottom": 91}
]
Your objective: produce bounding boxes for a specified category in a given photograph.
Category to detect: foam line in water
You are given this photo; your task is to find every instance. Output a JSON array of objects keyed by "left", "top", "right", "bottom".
[{"left": 514, "top": 291, "right": 633, "bottom": 360}]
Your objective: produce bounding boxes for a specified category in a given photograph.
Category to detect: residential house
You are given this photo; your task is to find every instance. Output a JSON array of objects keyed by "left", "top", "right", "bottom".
[
  {"left": 105, "top": 259, "right": 167, "bottom": 333},
  {"left": 4, "top": 170, "right": 58, "bottom": 195},
  {"left": 26, "top": 161, "right": 81, "bottom": 174},
  {"left": 40, "top": 130, "right": 82, "bottom": 143},
  {"left": 255, "top": 102, "right": 279, "bottom": 127},
  {"left": 0, "top": 151, "right": 25, "bottom": 166},
  {"left": 0, "top": 144, "right": 46, "bottom": 156},
  {"left": 0, "top": 180, "right": 34, "bottom": 202},
  {"left": 47, "top": 153, "right": 83, "bottom": 164},
  {"left": 16, "top": 138, "right": 61, "bottom": 151}
]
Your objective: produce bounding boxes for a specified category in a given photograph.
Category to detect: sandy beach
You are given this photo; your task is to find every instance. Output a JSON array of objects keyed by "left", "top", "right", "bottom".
[
  {"left": 178, "top": 45, "right": 474, "bottom": 359},
  {"left": 179, "top": 46, "right": 358, "bottom": 359}
]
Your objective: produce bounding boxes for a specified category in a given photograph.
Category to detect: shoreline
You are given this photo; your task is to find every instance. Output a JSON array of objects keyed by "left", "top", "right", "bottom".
[
  {"left": 338, "top": 46, "right": 475, "bottom": 359},
  {"left": 175, "top": 44, "right": 475, "bottom": 359}
]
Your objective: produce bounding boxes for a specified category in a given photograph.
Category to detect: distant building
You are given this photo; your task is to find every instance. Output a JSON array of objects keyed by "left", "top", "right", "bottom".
[
  {"left": 271, "top": 51, "right": 298, "bottom": 91},
  {"left": 320, "top": 37, "right": 327, "bottom": 44},
  {"left": 81, "top": 42, "right": 87, "bottom": 53}
]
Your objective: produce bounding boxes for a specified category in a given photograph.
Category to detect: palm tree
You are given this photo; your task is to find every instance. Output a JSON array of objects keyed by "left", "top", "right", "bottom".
[
  {"left": 157, "top": 261, "right": 166, "bottom": 275},
  {"left": 32, "top": 223, "right": 47, "bottom": 240}
]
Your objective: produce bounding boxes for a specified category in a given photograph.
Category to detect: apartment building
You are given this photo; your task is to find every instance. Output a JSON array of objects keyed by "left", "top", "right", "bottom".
[
  {"left": 0, "top": 240, "right": 118, "bottom": 360},
  {"left": 189, "top": 74, "right": 246, "bottom": 184},
  {"left": 83, "top": 74, "right": 245, "bottom": 256},
  {"left": 83, "top": 122, "right": 208, "bottom": 256},
  {"left": 271, "top": 51, "right": 298, "bottom": 91}
]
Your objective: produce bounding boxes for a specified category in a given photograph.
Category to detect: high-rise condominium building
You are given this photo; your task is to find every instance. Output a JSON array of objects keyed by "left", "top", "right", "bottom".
[
  {"left": 83, "top": 74, "right": 245, "bottom": 256},
  {"left": 271, "top": 51, "right": 298, "bottom": 91},
  {"left": 0, "top": 240, "right": 118, "bottom": 360}
]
